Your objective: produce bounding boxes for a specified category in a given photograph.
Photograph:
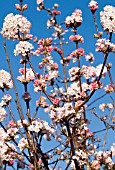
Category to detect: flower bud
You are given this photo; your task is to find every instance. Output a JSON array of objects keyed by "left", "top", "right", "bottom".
[
  {"left": 22, "top": 4, "right": 28, "bottom": 11},
  {"left": 15, "top": 4, "right": 21, "bottom": 11}
]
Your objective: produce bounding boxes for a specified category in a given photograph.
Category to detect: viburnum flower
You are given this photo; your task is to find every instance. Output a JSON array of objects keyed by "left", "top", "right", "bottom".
[
  {"left": 65, "top": 9, "right": 82, "bottom": 28},
  {"left": 100, "top": 5, "right": 115, "bottom": 33},
  {"left": 96, "top": 38, "right": 115, "bottom": 53},
  {"left": 69, "top": 35, "right": 84, "bottom": 43},
  {"left": 14, "top": 41, "right": 34, "bottom": 57},
  {"left": 69, "top": 67, "right": 80, "bottom": 81},
  {"left": 1, "top": 13, "right": 31, "bottom": 40},
  {"left": 88, "top": 0, "right": 98, "bottom": 13},
  {"left": 17, "top": 68, "right": 34, "bottom": 83},
  {"left": 0, "top": 70, "right": 13, "bottom": 90},
  {"left": 28, "top": 118, "right": 55, "bottom": 137}
]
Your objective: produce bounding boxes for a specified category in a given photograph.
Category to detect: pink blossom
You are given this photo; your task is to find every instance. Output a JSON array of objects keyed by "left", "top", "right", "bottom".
[
  {"left": 53, "top": 98, "right": 60, "bottom": 105},
  {"left": 69, "top": 35, "right": 84, "bottom": 43},
  {"left": 88, "top": 0, "right": 98, "bottom": 13},
  {"left": 52, "top": 10, "right": 61, "bottom": 15},
  {"left": 8, "top": 120, "right": 16, "bottom": 128},
  {"left": 17, "top": 68, "right": 34, "bottom": 83}
]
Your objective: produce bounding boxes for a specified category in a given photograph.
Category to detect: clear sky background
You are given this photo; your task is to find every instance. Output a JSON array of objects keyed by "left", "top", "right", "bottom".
[{"left": 0, "top": 0, "right": 115, "bottom": 168}]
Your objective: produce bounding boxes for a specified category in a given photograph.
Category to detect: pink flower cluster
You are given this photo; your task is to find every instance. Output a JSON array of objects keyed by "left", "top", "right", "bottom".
[
  {"left": 0, "top": 70, "right": 13, "bottom": 90},
  {"left": 67, "top": 48, "right": 85, "bottom": 60},
  {"left": 14, "top": 41, "right": 34, "bottom": 56},
  {"left": 69, "top": 34, "right": 84, "bottom": 43},
  {"left": 33, "top": 38, "right": 54, "bottom": 56},
  {"left": 88, "top": 0, "right": 98, "bottom": 13},
  {"left": 34, "top": 75, "right": 46, "bottom": 92},
  {"left": 1, "top": 13, "right": 31, "bottom": 40},
  {"left": 100, "top": 5, "right": 115, "bottom": 33},
  {"left": 65, "top": 9, "right": 82, "bottom": 28}
]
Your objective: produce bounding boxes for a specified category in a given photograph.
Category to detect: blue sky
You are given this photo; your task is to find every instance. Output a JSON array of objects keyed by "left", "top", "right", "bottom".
[{"left": 0, "top": 0, "right": 115, "bottom": 169}]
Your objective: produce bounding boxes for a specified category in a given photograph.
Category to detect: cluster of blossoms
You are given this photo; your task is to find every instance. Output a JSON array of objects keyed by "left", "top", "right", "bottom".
[
  {"left": 0, "top": 70, "right": 13, "bottom": 90},
  {"left": 67, "top": 48, "right": 85, "bottom": 60},
  {"left": 36, "top": 95, "right": 49, "bottom": 108},
  {"left": 1, "top": 13, "right": 31, "bottom": 40},
  {"left": 14, "top": 41, "right": 34, "bottom": 57},
  {"left": 33, "top": 38, "right": 54, "bottom": 56},
  {"left": 40, "top": 55, "right": 59, "bottom": 80},
  {"left": 33, "top": 75, "right": 46, "bottom": 92},
  {"left": 0, "top": 94, "right": 12, "bottom": 107},
  {"left": 91, "top": 151, "right": 114, "bottom": 169},
  {"left": 65, "top": 9, "right": 82, "bottom": 28},
  {"left": 88, "top": 0, "right": 98, "bottom": 13},
  {"left": 81, "top": 64, "right": 107, "bottom": 79},
  {"left": 96, "top": 39, "right": 115, "bottom": 53},
  {"left": 28, "top": 118, "right": 55, "bottom": 140},
  {"left": 17, "top": 68, "right": 34, "bottom": 83},
  {"left": 49, "top": 103, "right": 76, "bottom": 122},
  {"left": 99, "top": 103, "right": 113, "bottom": 111},
  {"left": 1, "top": 0, "right": 115, "bottom": 169},
  {"left": 69, "top": 34, "right": 84, "bottom": 43},
  {"left": 100, "top": 5, "right": 115, "bottom": 33}
]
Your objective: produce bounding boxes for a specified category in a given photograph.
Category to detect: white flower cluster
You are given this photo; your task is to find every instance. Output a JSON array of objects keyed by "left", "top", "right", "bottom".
[
  {"left": 28, "top": 118, "right": 55, "bottom": 140},
  {"left": 100, "top": 6, "right": 115, "bottom": 33},
  {"left": 1, "top": 13, "right": 31, "bottom": 40},
  {"left": 0, "top": 106, "right": 7, "bottom": 122},
  {"left": 96, "top": 38, "right": 115, "bottom": 52},
  {"left": 65, "top": 9, "right": 82, "bottom": 28},
  {"left": 0, "top": 70, "right": 13, "bottom": 90},
  {"left": 14, "top": 41, "right": 34, "bottom": 56}
]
